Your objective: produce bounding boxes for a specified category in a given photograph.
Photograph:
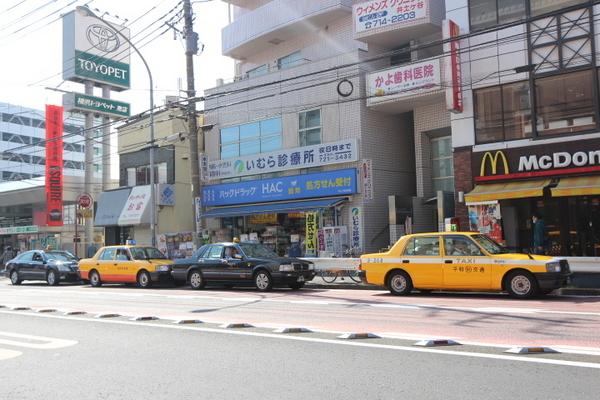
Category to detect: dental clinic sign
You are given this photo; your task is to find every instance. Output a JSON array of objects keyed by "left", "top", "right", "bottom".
[{"left": 62, "top": 10, "right": 130, "bottom": 90}]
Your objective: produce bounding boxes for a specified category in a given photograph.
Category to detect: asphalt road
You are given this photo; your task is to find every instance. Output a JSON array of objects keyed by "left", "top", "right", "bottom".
[{"left": 2, "top": 279, "right": 600, "bottom": 399}]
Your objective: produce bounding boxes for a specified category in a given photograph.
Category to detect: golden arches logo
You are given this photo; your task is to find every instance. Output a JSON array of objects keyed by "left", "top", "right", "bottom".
[{"left": 480, "top": 151, "right": 509, "bottom": 176}]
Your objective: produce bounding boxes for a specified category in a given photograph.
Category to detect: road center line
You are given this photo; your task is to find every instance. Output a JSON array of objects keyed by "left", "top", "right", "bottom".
[{"left": 1, "top": 310, "right": 600, "bottom": 370}]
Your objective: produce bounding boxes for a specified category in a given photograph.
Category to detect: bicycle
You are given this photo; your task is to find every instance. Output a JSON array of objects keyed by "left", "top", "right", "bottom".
[{"left": 319, "top": 268, "right": 362, "bottom": 283}]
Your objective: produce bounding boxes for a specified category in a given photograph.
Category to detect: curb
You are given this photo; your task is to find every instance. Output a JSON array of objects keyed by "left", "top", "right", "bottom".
[
  {"left": 305, "top": 282, "right": 380, "bottom": 291},
  {"left": 558, "top": 288, "right": 600, "bottom": 296}
]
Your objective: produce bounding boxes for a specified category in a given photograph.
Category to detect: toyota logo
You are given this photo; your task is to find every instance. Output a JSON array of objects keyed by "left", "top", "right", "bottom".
[{"left": 86, "top": 24, "right": 120, "bottom": 52}]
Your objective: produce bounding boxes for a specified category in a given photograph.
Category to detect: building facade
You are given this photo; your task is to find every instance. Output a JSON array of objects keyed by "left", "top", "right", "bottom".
[
  {"left": 202, "top": 0, "right": 455, "bottom": 256},
  {"left": 449, "top": 0, "right": 600, "bottom": 256}
]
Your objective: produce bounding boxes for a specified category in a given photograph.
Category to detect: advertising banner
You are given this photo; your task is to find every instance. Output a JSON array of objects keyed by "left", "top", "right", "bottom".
[
  {"left": 62, "top": 10, "right": 131, "bottom": 90},
  {"left": 359, "top": 159, "right": 373, "bottom": 201},
  {"left": 354, "top": 0, "right": 428, "bottom": 33},
  {"left": 305, "top": 212, "right": 318, "bottom": 257},
  {"left": 45, "top": 105, "right": 64, "bottom": 227},
  {"left": 368, "top": 58, "right": 441, "bottom": 98},
  {"left": 202, "top": 169, "right": 358, "bottom": 207},
  {"left": 444, "top": 19, "right": 463, "bottom": 113},
  {"left": 118, "top": 185, "right": 151, "bottom": 226},
  {"left": 350, "top": 207, "right": 363, "bottom": 252},
  {"left": 468, "top": 202, "right": 504, "bottom": 244},
  {"left": 206, "top": 139, "right": 358, "bottom": 180}
]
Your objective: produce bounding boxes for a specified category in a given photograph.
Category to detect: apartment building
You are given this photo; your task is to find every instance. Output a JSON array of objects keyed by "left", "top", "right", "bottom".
[
  {"left": 448, "top": 0, "right": 600, "bottom": 256},
  {"left": 202, "top": 0, "right": 455, "bottom": 255}
]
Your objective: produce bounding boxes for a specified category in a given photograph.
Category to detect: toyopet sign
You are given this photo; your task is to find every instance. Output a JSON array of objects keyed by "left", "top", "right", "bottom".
[
  {"left": 473, "top": 138, "right": 600, "bottom": 182},
  {"left": 369, "top": 58, "right": 440, "bottom": 98},
  {"left": 203, "top": 169, "right": 358, "bottom": 207},
  {"left": 206, "top": 139, "right": 358, "bottom": 180},
  {"left": 63, "top": 10, "right": 130, "bottom": 90},
  {"left": 63, "top": 92, "right": 130, "bottom": 118},
  {"left": 0, "top": 225, "right": 39, "bottom": 235},
  {"left": 354, "top": 0, "right": 428, "bottom": 33}
]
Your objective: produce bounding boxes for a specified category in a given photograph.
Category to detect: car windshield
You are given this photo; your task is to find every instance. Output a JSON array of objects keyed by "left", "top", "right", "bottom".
[
  {"left": 239, "top": 243, "right": 278, "bottom": 258},
  {"left": 472, "top": 234, "right": 506, "bottom": 255},
  {"left": 130, "top": 247, "right": 168, "bottom": 260},
  {"left": 46, "top": 251, "right": 77, "bottom": 261}
]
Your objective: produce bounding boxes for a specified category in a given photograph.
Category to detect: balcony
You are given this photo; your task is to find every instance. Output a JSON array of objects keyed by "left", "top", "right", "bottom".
[
  {"left": 353, "top": 0, "right": 444, "bottom": 47},
  {"left": 366, "top": 55, "right": 445, "bottom": 113},
  {"left": 222, "top": 0, "right": 353, "bottom": 59}
]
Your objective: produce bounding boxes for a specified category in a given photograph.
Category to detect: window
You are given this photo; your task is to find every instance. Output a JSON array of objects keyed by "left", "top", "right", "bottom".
[
  {"left": 535, "top": 69, "right": 595, "bottom": 136},
  {"left": 299, "top": 109, "right": 321, "bottom": 147},
  {"left": 469, "top": 0, "right": 526, "bottom": 31},
  {"left": 247, "top": 64, "right": 268, "bottom": 79},
  {"left": 17, "top": 252, "right": 34, "bottom": 262},
  {"left": 474, "top": 80, "right": 531, "bottom": 143},
  {"left": 403, "top": 237, "right": 440, "bottom": 256},
  {"left": 431, "top": 136, "right": 454, "bottom": 193},
  {"left": 530, "top": 0, "right": 588, "bottom": 16},
  {"left": 115, "top": 249, "right": 131, "bottom": 261},
  {"left": 278, "top": 51, "right": 303, "bottom": 70},
  {"left": 99, "top": 248, "right": 116, "bottom": 260},
  {"left": 127, "top": 168, "right": 136, "bottom": 186},
  {"left": 220, "top": 118, "right": 282, "bottom": 160},
  {"left": 206, "top": 245, "right": 224, "bottom": 259},
  {"left": 444, "top": 237, "right": 485, "bottom": 257},
  {"left": 390, "top": 43, "right": 412, "bottom": 66},
  {"left": 130, "top": 162, "right": 168, "bottom": 186}
]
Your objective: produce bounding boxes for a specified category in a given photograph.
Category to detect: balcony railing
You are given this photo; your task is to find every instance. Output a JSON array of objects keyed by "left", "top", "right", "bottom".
[{"left": 222, "top": 0, "right": 352, "bottom": 59}]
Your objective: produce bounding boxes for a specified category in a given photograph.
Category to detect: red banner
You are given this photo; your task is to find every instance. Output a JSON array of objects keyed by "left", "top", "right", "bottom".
[
  {"left": 444, "top": 19, "right": 463, "bottom": 113},
  {"left": 45, "top": 105, "right": 64, "bottom": 226}
]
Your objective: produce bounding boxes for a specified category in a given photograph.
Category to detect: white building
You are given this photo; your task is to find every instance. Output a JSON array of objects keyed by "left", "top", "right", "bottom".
[{"left": 202, "top": 0, "right": 454, "bottom": 255}]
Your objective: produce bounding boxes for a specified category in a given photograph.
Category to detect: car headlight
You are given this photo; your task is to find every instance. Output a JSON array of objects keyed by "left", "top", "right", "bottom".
[
  {"left": 57, "top": 264, "right": 71, "bottom": 271},
  {"left": 279, "top": 264, "right": 294, "bottom": 272},
  {"left": 545, "top": 262, "right": 561, "bottom": 273},
  {"left": 156, "top": 265, "right": 171, "bottom": 272}
]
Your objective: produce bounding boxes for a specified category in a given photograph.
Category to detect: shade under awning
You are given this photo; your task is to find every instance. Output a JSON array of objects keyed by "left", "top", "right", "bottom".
[
  {"left": 94, "top": 188, "right": 132, "bottom": 227},
  {"left": 465, "top": 179, "right": 551, "bottom": 204},
  {"left": 552, "top": 176, "right": 600, "bottom": 197},
  {"left": 203, "top": 198, "right": 347, "bottom": 218}
]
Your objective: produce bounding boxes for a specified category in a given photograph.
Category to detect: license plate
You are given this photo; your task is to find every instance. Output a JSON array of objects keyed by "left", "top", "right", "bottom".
[{"left": 297, "top": 276, "right": 305, "bottom": 282}]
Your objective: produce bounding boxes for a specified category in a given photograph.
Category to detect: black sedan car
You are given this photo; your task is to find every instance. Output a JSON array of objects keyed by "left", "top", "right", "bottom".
[
  {"left": 171, "top": 242, "right": 316, "bottom": 291},
  {"left": 6, "top": 250, "right": 80, "bottom": 286}
]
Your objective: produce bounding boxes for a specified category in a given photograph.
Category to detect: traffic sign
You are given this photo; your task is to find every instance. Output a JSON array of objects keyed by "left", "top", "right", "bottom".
[{"left": 77, "top": 193, "right": 93, "bottom": 209}]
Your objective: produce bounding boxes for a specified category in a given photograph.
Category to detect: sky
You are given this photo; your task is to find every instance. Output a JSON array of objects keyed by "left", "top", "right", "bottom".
[{"left": 0, "top": 0, "right": 234, "bottom": 177}]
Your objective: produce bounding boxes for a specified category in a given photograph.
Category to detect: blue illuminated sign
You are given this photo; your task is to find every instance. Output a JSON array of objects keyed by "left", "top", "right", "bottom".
[{"left": 202, "top": 168, "right": 358, "bottom": 207}]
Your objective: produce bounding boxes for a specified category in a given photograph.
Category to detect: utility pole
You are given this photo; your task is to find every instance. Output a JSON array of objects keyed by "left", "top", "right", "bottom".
[
  {"left": 183, "top": 0, "right": 202, "bottom": 223},
  {"left": 84, "top": 81, "right": 94, "bottom": 256}
]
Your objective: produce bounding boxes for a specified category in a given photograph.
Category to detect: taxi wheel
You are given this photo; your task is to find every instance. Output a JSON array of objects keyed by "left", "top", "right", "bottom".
[
  {"left": 254, "top": 271, "right": 273, "bottom": 292},
  {"left": 89, "top": 270, "right": 102, "bottom": 287},
  {"left": 137, "top": 270, "right": 153, "bottom": 288},
  {"left": 506, "top": 271, "right": 538, "bottom": 299},
  {"left": 387, "top": 270, "right": 413, "bottom": 296}
]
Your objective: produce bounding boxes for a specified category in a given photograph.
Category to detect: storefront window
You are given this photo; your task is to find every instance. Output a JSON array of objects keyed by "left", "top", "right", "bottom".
[
  {"left": 474, "top": 80, "right": 536, "bottom": 143},
  {"left": 431, "top": 136, "right": 454, "bottom": 193},
  {"left": 535, "top": 69, "right": 595, "bottom": 136},
  {"left": 299, "top": 109, "right": 321, "bottom": 147},
  {"left": 220, "top": 118, "right": 282, "bottom": 160},
  {"left": 530, "top": 0, "right": 589, "bottom": 16}
]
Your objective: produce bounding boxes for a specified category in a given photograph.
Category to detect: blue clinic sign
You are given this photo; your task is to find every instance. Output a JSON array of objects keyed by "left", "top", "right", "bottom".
[{"left": 203, "top": 169, "right": 358, "bottom": 207}]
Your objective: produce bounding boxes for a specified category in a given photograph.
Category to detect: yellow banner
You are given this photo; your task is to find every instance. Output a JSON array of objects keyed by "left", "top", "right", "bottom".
[
  {"left": 305, "top": 212, "right": 318, "bottom": 256},
  {"left": 248, "top": 214, "right": 277, "bottom": 225}
]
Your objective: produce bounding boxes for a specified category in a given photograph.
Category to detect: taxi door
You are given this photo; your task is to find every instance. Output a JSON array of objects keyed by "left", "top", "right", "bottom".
[
  {"left": 400, "top": 236, "right": 443, "bottom": 288},
  {"left": 114, "top": 247, "right": 136, "bottom": 282},
  {"left": 441, "top": 236, "right": 492, "bottom": 289},
  {"left": 96, "top": 248, "right": 117, "bottom": 280}
]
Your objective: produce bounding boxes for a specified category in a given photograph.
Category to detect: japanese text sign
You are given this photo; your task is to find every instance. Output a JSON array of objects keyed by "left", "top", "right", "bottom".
[
  {"left": 368, "top": 58, "right": 441, "bottom": 98},
  {"left": 202, "top": 169, "right": 358, "bottom": 207},
  {"left": 350, "top": 207, "right": 363, "bottom": 252},
  {"left": 206, "top": 139, "right": 358, "bottom": 180},
  {"left": 354, "top": 0, "right": 428, "bottom": 33},
  {"left": 45, "top": 105, "right": 64, "bottom": 227},
  {"left": 305, "top": 212, "right": 318, "bottom": 257}
]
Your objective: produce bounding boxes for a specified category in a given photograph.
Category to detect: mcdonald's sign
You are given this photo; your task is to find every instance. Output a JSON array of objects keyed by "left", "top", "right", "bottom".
[{"left": 479, "top": 151, "right": 509, "bottom": 177}]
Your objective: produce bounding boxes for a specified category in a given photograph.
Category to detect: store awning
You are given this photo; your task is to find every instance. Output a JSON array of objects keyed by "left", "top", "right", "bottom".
[
  {"left": 552, "top": 176, "right": 600, "bottom": 197},
  {"left": 94, "top": 188, "right": 132, "bottom": 227},
  {"left": 465, "top": 179, "right": 551, "bottom": 204},
  {"left": 203, "top": 198, "right": 347, "bottom": 218},
  {"left": 118, "top": 185, "right": 152, "bottom": 226}
]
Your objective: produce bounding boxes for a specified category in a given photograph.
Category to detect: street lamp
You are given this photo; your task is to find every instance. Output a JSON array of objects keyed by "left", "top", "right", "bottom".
[{"left": 76, "top": 6, "right": 158, "bottom": 246}]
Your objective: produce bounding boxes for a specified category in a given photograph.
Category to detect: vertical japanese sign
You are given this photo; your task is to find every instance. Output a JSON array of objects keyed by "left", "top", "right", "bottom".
[
  {"left": 444, "top": 19, "right": 463, "bottom": 113},
  {"left": 45, "top": 105, "right": 64, "bottom": 226},
  {"left": 195, "top": 197, "right": 202, "bottom": 233},
  {"left": 360, "top": 159, "right": 374, "bottom": 201},
  {"left": 305, "top": 212, "right": 318, "bottom": 257},
  {"left": 350, "top": 207, "right": 363, "bottom": 253}
]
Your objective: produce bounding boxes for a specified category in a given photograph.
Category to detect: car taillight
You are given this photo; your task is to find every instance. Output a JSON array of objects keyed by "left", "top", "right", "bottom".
[{"left": 358, "top": 262, "right": 362, "bottom": 271}]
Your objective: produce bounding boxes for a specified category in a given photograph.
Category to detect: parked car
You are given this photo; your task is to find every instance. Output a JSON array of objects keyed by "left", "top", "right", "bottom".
[
  {"left": 171, "top": 242, "right": 316, "bottom": 291},
  {"left": 6, "top": 250, "right": 80, "bottom": 286},
  {"left": 360, "top": 232, "right": 571, "bottom": 298},
  {"left": 78, "top": 245, "right": 174, "bottom": 288}
]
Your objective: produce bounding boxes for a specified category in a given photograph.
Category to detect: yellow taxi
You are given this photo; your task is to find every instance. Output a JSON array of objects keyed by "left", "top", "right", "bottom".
[
  {"left": 78, "top": 245, "right": 174, "bottom": 288},
  {"left": 360, "top": 232, "right": 570, "bottom": 298}
]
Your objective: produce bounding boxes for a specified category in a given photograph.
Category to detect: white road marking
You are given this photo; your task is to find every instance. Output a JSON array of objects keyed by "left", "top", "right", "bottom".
[
  {"left": 0, "top": 348, "right": 22, "bottom": 360},
  {"left": 0, "top": 331, "right": 78, "bottom": 349},
  {"left": 2, "top": 310, "right": 600, "bottom": 370}
]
